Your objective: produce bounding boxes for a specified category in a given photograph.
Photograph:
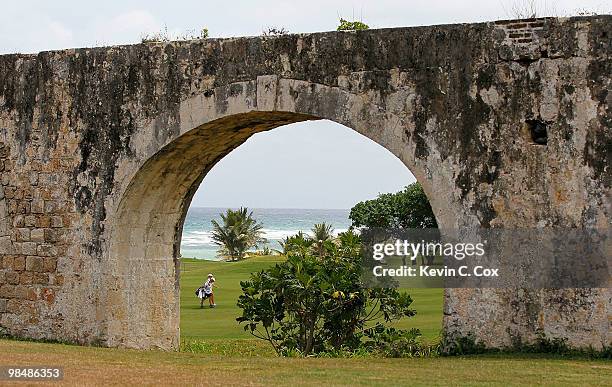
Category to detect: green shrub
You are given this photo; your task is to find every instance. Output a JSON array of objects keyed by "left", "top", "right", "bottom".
[
  {"left": 364, "top": 324, "right": 439, "bottom": 358},
  {"left": 236, "top": 230, "right": 417, "bottom": 356},
  {"left": 442, "top": 331, "right": 612, "bottom": 359},
  {"left": 337, "top": 18, "right": 369, "bottom": 31},
  {"left": 442, "top": 333, "right": 488, "bottom": 356}
]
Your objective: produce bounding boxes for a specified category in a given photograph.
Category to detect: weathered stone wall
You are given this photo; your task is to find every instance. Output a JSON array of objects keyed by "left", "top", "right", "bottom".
[{"left": 0, "top": 16, "right": 609, "bottom": 350}]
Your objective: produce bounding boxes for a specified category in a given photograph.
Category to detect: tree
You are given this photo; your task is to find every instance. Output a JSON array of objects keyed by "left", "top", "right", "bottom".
[
  {"left": 337, "top": 18, "right": 369, "bottom": 31},
  {"left": 312, "top": 222, "right": 334, "bottom": 242},
  {"left": 312, "top": 222, "right": 333, "bottom": 258},
  {"left": 349, "top": 182, "right": 437, "bottom": 229},
  {"left": 211, "top": 207, "right": 266, "bottom": 261},
  {"left": 237, "top": 230, "right": 416, "bottom": 356}
]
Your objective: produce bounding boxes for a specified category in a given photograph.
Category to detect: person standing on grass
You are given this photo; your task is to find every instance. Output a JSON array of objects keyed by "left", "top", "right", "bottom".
[{"left": 198, "top": 273, "right": 217, "bottom": 308}]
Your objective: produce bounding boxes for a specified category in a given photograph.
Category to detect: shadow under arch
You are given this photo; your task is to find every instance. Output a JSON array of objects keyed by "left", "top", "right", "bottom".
[{"left": 102, "top": 79, "right": 453, "bottom": 349}]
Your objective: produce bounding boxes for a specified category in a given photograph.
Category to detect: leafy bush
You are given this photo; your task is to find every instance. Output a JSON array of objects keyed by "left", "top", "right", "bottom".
[
  {"left": 236, "top": 230, "right": 417, "bottom": 356},
  {"left": 349, "top": 182, "right": 437, "bottom": 229},
  {"left": 337, "top": 18, "right": 369, "bottom": 31},
  {"left": 363, "top": 324, "right": 439, "bottom": 357},
  {"left": 442, "top": 333, "right": 488, "bottom": 356},
  {"left": 278, "top": 231, "right": 314, "bottom": 256},
  {"left": 512, "top": 333, "right": 611, "bottom": 359},
  {"left": 442, "top": 331, "right": 612, "bottom": 359}
]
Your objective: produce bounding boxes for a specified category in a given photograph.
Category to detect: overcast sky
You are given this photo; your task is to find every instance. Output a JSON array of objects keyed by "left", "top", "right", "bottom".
[{"left": 1, "top": 1, "right": 608, "bottom": 208}]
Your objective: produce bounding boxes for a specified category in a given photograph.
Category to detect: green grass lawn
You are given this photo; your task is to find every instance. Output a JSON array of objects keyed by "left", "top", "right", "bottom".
[
  {"left": 179, "top": 256, "right": 444, "bottom": 343},
  {"left": 2, "top": 339, "right": 610, "bottom": 386},
  {"left": 180, "top": 255, "right": 286, "bottom": 340},
  {"left": 2, "top": 257, "right": 609, "bottom": 385}
]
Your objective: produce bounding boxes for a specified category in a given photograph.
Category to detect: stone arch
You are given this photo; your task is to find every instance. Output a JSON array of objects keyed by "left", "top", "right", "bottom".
[
  {"left": 102, "top": 78, "right": 456, "bottom": 349},
  {"left": 2, "top": 17, "right": 608, "bottom": 351}
]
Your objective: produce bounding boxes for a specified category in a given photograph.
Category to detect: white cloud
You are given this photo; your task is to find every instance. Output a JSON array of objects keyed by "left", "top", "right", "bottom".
[
  {"left": 47, "top": 20, "right": 74, "bottom": 46},
  {"left": 92, "top": 9, "right": 162, "bottom": 46},
  {"left": 0, "top": 15, "right": 74, "bottom": 54}
]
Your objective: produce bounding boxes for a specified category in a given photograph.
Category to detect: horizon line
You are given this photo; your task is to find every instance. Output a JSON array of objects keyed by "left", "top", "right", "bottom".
[{"left": 188, "top": 206, "right": 351, "bottom": 211}]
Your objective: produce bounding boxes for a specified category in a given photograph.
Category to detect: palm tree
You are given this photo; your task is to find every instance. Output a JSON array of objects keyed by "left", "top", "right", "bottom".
[
  {"left": 312, "top": 223, "right": 333, "bottom": 242},
  {"left": 312, "top": 223, "right": 334, "bottom": 258},
  {"left": 211, "top": 207, "right": 266, "bottom": 261}
]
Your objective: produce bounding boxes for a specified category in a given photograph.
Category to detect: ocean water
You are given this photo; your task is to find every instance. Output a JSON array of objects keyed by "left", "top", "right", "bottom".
[{"left": 181, "top": 207, "right": 351, "bottom": 260}]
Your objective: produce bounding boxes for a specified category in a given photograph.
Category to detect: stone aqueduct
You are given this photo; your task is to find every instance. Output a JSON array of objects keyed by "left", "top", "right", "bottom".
[{"left": 0, "top": 16, "right": 609, "bottom": 350}]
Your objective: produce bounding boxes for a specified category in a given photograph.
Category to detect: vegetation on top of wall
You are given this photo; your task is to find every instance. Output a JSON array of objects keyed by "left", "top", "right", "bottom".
[
  {"left": 502, "top": 0, "right": 606, "bottom": 19},
  {"left": 262, "top": 27, "right": 289, "bottom": 36},
  {"left": 337, "top": 18, "right": 369, "bottom": 31},
  {"left": 141, "top": 25, "right": 209, "bottom": 43}
]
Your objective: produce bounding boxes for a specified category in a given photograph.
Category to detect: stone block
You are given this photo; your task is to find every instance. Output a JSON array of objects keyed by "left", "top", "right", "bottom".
[
  {"left": 44, "top": 229, "right": 61, "bottom": 243},
  {"left": 19, "top": 242, "right": 37, "bottom": 255},
  {"left": 50, "top": 216, "right": 63, "bottom": 228},
  {"left": 13, "top": 285, "right": 29, "bottom": 299},
  {"left": 31, "top": 199, "right": 44, "bottom": 214},
  {"left": 2, "top": 255, "right": 13, "bottom": 269},
  {"left": 30, "top": 229, "right": 44, "bottom": 242},
  {"left": 12, "top": 256, "right": 25, "bottom": 271},
  {"left": 32, "top": 273, "right": 49, "bottom": 285},
  {"left": 37, "top": 216, "right": 51, "bottom": 228},
  {"left": 9, "top": 200, "right": 30, "bottom": 215},
  {"left": 50, "top": 274, "right": 64, "bottom": 286},
  {"left": 12, "top": 215, "right": 24, "bottom": 228},
  {"left": 44, "top": 201, "right": 59, "bottom": 214},
  {"left": 19, "top": 272, "right": 33, "bottom": 285},
  {"left": 0, "top": 285, "right": 15, "bottom": 298},
  {"left": 0, "top": 236, "right": 13, "bottom": 254},
  {"left": 25, "top": 256, "right": 44, "bottom": 272},
  {"left": 29, "top": 173, "right": 39, "bottom": 186},
  {"left": 6, "top": 299, "right": 21, "bottom": 313},
  {"left": 5, "top": 271, "right": 19, "bottom": 285},
  {"left": 15, "top": 228, "right": 30, "bottom": 242},
  {"left": 0, "top": 218, "right": 8, "bottom": 236},
  {"left": 37, "top": 244, "right": 57, "bottom": 257},
  {"left": 23, "top": 215, "right": 36, "bottom": 227},
  {"left": 3, "top": 186, "right": 15, "bottom": 199},
  {"left": 6, "top": 299, "right": 33, "bottom": 314},
  {"left": 43, "top": 258, "right": 57, "bottom": 273}
]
